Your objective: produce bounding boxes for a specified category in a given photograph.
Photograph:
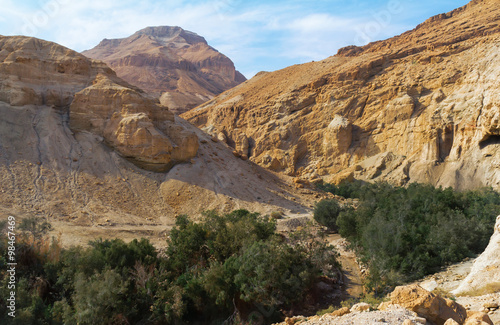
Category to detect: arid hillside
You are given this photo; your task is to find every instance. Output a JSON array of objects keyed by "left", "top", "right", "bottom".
[
  {"left": 83, "top": 26, "right": 246, "bottom": 114},
  {"left": 183, "top": 0, "right": 500, "bottom": 191},
  {"left": 0, "top": 35, "right": 316, "bottom": 246}
]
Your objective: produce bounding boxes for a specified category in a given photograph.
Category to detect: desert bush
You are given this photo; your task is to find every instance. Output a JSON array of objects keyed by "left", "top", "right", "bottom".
[
  {"left": 73, "top": 269, "right": 129, "bottom": 324},
  {"left": 323, "top": 181, "right": 500, "bottom": 293},
  {"left": 317, "top": 180, "right": 368, "bottom": 199},
  {"left": 0, "top": 209, "right": 340, "bottom": 324},
  {"left": 314, "top": 199, "right": 342, "bottom": 231}
]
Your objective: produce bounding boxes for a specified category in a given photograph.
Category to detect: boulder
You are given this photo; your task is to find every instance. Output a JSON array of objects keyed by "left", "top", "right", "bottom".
[
  {"left": 464, "top": 311, "right": 494, "bottom": 325},
  {"left": 390, "top": 284, "right": 467, "bottom": 325},
  {"left": 350, "top": 302, "right": 371, "bottom": 313},
  {"left": 444, "top": 319, "right": 460, "bottom": 325},
  {"left": 329, "top": 307, "right": 350, "bottom": 317},
  {"left": 70, "top": 74, "right": 198, "bottom": 171}
]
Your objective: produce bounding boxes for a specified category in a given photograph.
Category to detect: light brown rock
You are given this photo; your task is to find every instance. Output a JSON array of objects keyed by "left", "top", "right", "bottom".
[
  {"left": 378, "top": 301, "right": 395, "bottom": 311},
  {"left": 390, "top": 284, "right": 467, "bottom": 325},
  {"left": 183, "top": 0, "right": 500, "bottom": 191},
  {"left": 465, "top": 311, "right": 494, "bottom": 325},
  {"left": 403, "top": 320, "right": 416, "bottom": 325},
  {"left": 329, "top": 307, "right": 350, "bottom": 317},
  {"left": 483, "top": 302, "right": 499, "bottom": 309},
  {"left": 350, "top": 302, "right": 371, "bottom": 313},
  {"left": 69, "top": 73, "right": 198, "bottom": 171},
  {"left": 443, "top": 319, "right": 460, "bottom": 325}
]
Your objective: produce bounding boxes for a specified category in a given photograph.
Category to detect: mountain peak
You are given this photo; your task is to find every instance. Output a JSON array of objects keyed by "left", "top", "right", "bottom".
[
  {"left": 133, "top": 26, "right": 207, "bottom": 45},
  {"left": 83, "top": 26, "right": 245, "bottom": 114}
]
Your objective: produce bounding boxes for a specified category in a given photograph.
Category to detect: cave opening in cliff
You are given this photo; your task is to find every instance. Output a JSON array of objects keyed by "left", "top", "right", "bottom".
[{"left": 479, "top": 134, "right": 500, "bottom": 149}]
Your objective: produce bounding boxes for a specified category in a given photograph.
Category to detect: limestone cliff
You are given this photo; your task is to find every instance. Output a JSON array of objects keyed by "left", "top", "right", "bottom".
[
  {"left": 0, "top": 35, "right": 198, "bottom": 172},
  {"left": 83, "top": 26, "right": 246, "bottom": 114},
  {"left": 0, "top": 35, "right": 315, "bottom": 246},
  {"left": 183, "top": 0, "right": 500, "bottom": 190}
]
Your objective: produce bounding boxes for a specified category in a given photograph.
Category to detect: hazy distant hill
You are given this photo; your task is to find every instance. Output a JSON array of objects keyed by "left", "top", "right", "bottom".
[{"left": 83, "top": 26, "right": 246, "bottom": 114}]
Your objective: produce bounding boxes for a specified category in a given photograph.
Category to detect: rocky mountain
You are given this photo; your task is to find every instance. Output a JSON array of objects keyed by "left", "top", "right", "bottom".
[
  {"left": 0, "top": 35, "right": 315, "bottom": 246},
  {"left": 82, "top": 26, "right": 246, "bottom": 114},
  {"left": 183, "top": 0, "right": 500, "bottom": 191}
]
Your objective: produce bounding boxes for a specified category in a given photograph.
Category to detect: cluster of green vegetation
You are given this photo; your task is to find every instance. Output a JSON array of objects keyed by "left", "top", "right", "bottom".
[
  {"left": 0, "top": 210, "right": 339, "bottom": 325},
  {"left": 316, "top": 181, "right": 500, "bottom": 293}
]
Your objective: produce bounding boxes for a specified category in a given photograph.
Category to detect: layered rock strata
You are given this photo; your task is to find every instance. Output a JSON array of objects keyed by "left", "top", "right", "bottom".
[
  {"left": 183, "top": 0, "right": 500, "bottom": 190},
  {"left": 83, "top": 26, "right": 246, "bottom": 114}
]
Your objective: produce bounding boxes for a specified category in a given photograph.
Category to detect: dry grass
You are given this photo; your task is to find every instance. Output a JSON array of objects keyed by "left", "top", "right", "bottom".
[{"left": 457, "top": 282, "right": 500, "bottom": 297}]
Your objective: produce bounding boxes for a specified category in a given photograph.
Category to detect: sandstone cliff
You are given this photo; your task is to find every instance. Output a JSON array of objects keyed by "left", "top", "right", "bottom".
[
  {"left": 183, "top": 0, "right": 500, "bottom": 190},
  {"left": 0, "top": 35, "right": 316, "bottom": 246},
  {"left": 0, "top": 35, "right": 199, "bottom": 172},
  {"left": 83, "top": 26, "right": 246, "bottom": 114}
]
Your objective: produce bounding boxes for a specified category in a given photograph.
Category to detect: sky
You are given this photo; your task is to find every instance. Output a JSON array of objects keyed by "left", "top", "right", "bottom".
[{"left": 0, "top": 0, "right": 470, "bottom": 78}]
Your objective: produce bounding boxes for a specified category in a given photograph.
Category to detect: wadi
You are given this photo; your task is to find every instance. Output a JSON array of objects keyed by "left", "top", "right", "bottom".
[{"left": 0, "top": 0, "right": 499, "bottom": 324}]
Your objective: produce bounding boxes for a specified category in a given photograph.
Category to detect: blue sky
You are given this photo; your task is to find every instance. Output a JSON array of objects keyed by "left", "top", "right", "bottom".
[{"left": 0, "top": 0, "right": 470, "bottom": 78}]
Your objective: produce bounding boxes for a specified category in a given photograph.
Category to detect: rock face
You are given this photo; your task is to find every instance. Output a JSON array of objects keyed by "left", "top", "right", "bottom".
[
  {"left": 69, "top": 74, "right": 198, "bottom": 171},
  {"left": 0, "top": 35, "right": 198, "bottom": 172},
  {"left": 0, "top": 35, "right": 317, "bottom": 246},
  {"left": 183, "top": 0, "right": 500, "bottom": 190},
  {"left": 83, "top": 26, "right": 246, "bottom": 114},
  {"left": 453, "top": 215, "right": 500, "bottom": 296}
]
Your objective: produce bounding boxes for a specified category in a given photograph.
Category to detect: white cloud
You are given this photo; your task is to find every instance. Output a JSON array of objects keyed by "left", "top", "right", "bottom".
[
  {"left": 0, "top": 0, "right": 463, "bottom": 77},
  {"left": 288, "top": 13, "right": 356, "bottom": 32}
]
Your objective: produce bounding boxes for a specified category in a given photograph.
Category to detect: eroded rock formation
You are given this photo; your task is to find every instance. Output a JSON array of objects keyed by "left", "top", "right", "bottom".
[
  {"left": 183, "top": 0, "right": 500, "bottom": 190},
  {"left": 0, "top": 35, "right": 198, "bottom": 172},
  {"left": 0, "top": 35, "right": 316, "bottom": 246}
]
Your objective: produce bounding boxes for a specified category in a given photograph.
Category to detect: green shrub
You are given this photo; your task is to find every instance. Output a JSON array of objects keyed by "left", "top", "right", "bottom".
[
  {"left": 270, "top": 211, "right": 284, "bottom": 219},
  {"left": 327, "top": 182, "right": 500, "bottom": 293},
  {"left": 314, "top": 199, "right": 342, "bottom": 230},
  {"left": 0, "top": 209, "right": 340, "bottom": 324},
  {"left": 73, "top": 269, "right": 129, "bottom": 324},
  {"left": 316, "top": 305, "right": 336, "bottom": 316},
  {"left": 316, "top": 180, "right": 368, "bottom": 199}
]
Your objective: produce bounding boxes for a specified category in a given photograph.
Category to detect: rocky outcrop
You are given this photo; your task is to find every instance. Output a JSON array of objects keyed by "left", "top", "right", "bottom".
[
  {"left": 389, "top": 284, "right": 467, "bottom": 325},
  {"left": 183, "top": 0, "right": 500, "bottom": 190},
  {"left": 0, "top": 36, "right": 114, "bottom": 107},
  {"left": 69, "top": 74, "right": 198, "bottom": 171},
  {"left": 275, "top": 285, "right": 494, "bottom": 325},
  {"left": 0, "top": 35, "right": 198, "bottom": 172},
  {"left": 83, "top": 26, "right": 246, "bottom": 114},
  {"left": 452, "top": 215, "right": 500, "bottom": 296}
]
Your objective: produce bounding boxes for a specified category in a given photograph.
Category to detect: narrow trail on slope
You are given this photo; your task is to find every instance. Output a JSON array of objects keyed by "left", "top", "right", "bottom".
[{"left": 328, "top": 233, "right": 364, "bottom": 300}]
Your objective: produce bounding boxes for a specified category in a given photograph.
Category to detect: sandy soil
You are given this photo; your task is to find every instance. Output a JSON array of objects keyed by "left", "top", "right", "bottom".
[{"left": 328, "top": 233, "right": 364, "bottom": 300}]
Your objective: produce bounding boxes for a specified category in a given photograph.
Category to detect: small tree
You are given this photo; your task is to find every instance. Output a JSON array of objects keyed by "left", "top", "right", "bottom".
[
  {"left": 73, "top": 269, "right": 129, "bottom": 324},
  {"left": 314, "top": 199, "right": 342, "bottom": 231}
]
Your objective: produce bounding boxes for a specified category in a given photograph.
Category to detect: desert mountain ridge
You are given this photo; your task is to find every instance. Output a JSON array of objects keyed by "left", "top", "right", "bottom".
[
  {"left": 183, "top": 0, "right": 500, "bottom": 191},
  {"left": 83, "top": 26, "right": 246, "bottom": 114},
  {"left": 0, "top": 35, "right": 317, "bottom": 247},
  {"left": 0, "top": 2, "right": 499, "bottom": 324}
]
